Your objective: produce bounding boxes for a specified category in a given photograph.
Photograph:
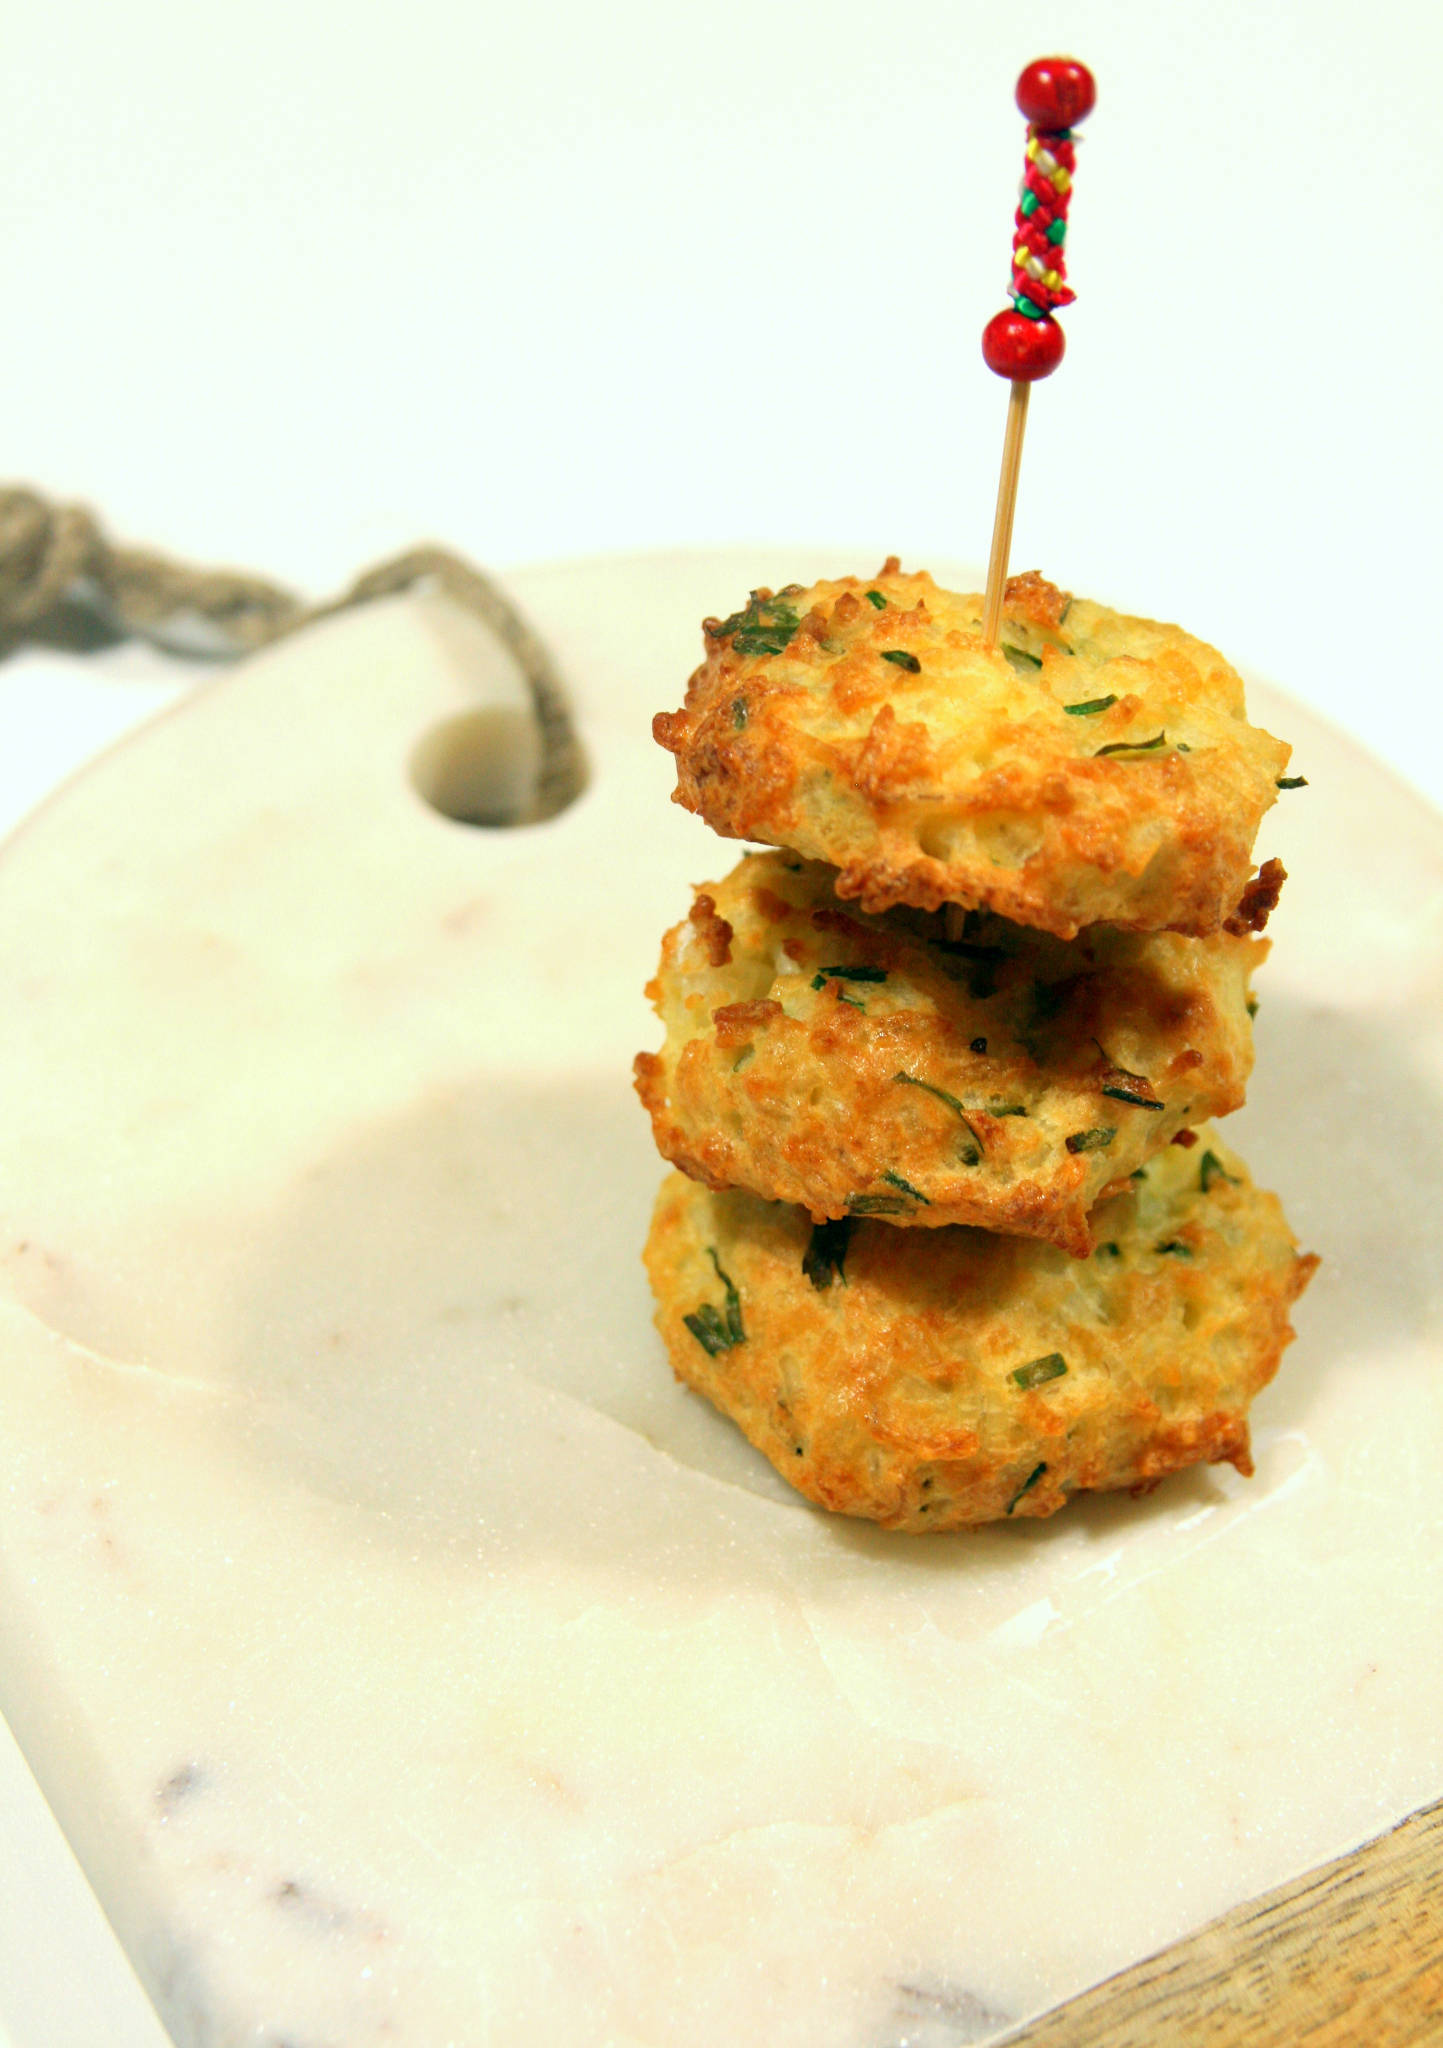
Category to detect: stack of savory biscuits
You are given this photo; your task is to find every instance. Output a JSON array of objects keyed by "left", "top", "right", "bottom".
[{"left": 636, "top": 562, "right": 1317, "bottom": 1531}]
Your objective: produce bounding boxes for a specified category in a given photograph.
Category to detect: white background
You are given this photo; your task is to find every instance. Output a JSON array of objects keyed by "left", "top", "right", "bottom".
[
  {"left": 0, "top": 3, "right": 1438, "bottom": 2043},
  {"left": 1, "top": 0, "right": 1440, "bottom": 804}
]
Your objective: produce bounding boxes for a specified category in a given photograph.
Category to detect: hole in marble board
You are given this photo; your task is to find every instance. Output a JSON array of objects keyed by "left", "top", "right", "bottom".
[{"left": 410, "top": 705, "right": 583, "bottom": 828}]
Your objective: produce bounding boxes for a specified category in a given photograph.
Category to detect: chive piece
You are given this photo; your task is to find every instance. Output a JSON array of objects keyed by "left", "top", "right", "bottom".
[
  {"left": 987, "top": 1102, "right": 1028, "bottom": 1117},
  {"left": 731, "top": 698, "right": 748, "bottom": 729},
  {"left": 732, "top": 1045, "right": 755, "bottom": 1072},
  {"left": 881, "top": 649, "right": 921, "bottom": 673},
  {"left": 683, "top": 1304, "right": 731, "bottom": 1356},
  {"left": 1011, "top": 1353, "right": 1067, "bottom": 1390},
  {"left": 1002, "top": 644, "right": 1043, "bottom": 673},
  {"left": 882, "top": 1169, "right": 930, "bottom": 1204},
  {"left": 1006, "top": 1461, "right": 1047, "bottom": 1514},
  {"left": 1096, "top": 1241, "right": 1122, "bottom": 1258},
  {"left": 709, "top": 1246, "right": 745, "bottom": 1344},
  {"left": 1156, "top": 1240, "right": 1194, "bottom": 1258},
  {"left": 713, "top": 592, "right": 803, "bottom": 658},
  {"left": 1199, "top": 1149, "right": 1239, "bottom": 1193},
  {"left": 802, "top": 1217, "right": 853, "bottom": 1291},
  {"left": 1063, "top": 693, "right": 1117, "bottom": 716},
  {"left": 1058, "top": 597, "right": 1073, "bottom": 624},
  {"left": 1095, "top": 731, "right": 1167, "bottom": 757},
  {"left": 1066, "top": 1127, "right": 1116, "bottom": 1154},
  {"left": 1246, "top": 995, "right": 1259, "bottom": 1019},
  {"left": 970, "top": 1036, "right": 988, "bottom": 1054},
  {"left": 1101, "top": 1083, "right": 1166, "bottom": 1110},
  {"left": 837, "top": 991, "right": 865, "bottom": 1010},
  {"left": 865, "top": 589, "right": 887, "bottom": 609},
  {"left": 893, "top": 1072, "right": 984, "bottom": 1165},
  {"left": 682, "top": 1255, "right": 746, "bottom": 1354},
  {"left": 1129, "top": 1167, "right": 1148, "bottom": 1182},
  {"left": 1276, "top": 775, "right": 1308, "bottom": 789},
  {"left": 848, "top": 1193, "right": 912, "bottom": 1215},
  {"left": 811, "top": 964, "right": 888, "bottom": 987}
]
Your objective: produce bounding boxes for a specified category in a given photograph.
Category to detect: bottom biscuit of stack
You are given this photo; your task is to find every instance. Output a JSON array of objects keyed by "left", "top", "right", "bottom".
[{"left": 643, "top": 1133, "right": 1317, "bottom": 1532}]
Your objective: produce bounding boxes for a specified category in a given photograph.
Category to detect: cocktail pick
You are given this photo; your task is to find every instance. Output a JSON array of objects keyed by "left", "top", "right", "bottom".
[{"left": 979, "top": 57, "right": 1096, "bottom": 648}]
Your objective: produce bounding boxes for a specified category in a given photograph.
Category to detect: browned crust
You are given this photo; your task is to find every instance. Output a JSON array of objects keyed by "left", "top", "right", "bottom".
[
  {"left": 635, "top": 852, "right": 1263, "bottom": 1255},
  {"left": 1224, "top": 857, "right": 1287, "bottom": 936},
  {"left": 687, "top": 892, "right": 733, "bottom": 966},
  {"left": 1004, "top": 568, "right": 1072, "bottom": 629},
  {"left": 654, "top": 564, "right": 1292, "bottom": 939},
  {"left": 642, "top": 1147, "right": 1318, "bottom": 1532}
]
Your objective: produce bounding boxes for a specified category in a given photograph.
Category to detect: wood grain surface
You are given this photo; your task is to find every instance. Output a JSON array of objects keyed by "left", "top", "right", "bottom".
[{"left": 1004, "top": 1798, "right": 1443, "bottom": 2045}]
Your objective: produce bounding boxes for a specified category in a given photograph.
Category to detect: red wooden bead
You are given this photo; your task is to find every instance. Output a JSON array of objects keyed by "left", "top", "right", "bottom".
[
  {"left": 1015, "top": 57, "right": 1096, "bottom": 131},
  {"left": 981, "top": 308, "right": 1065, "bottom": 381}
]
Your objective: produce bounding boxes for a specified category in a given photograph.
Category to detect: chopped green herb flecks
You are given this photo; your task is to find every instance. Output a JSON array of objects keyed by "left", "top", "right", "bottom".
[
  {"left": 1246, "top": 995, "right": 1259, "bottom": 1019},
  {"left": 1096, "top": 1241, "right": 1122, "bottom": 1258},
  {"left": 882, "top": 1169, "right": 930, "bottom": 1204},
  {"left": 1002, "top": 644, "right": 1043, "bottom": 673},
  {"left": 1064, "top": 693, "right": 1117, "bottom": 716},
  {"left": 1101, "top": 1082, "right": 1165, "bottom": 1110},
  {"left": 1129, "top": 1167, "right": 1148, "bottom": 1182},
  {"left": 713, "top": 591, "right": 803, "bottom": 659},
  {"left": 987, "top": 1102, "right": 1028, "bottom": 1117},
  {"left": 1276, "top": 775, "right": 1308, "bottom": 789},
  {"left": 1011, "top": 1352, "right": 1067, "bottom": 1390},
  {"left": 683, "top": 1247, "right": 746, "bottom": 1355},
  {"left": 811, "top": 964, "right": 888, "bottom": 988},
  {"left": 893, "top": 1072, "right": 984, "bottom": 1165},
  {"left": 848, "top": 1193, "right": 912, "bottom": 1215},
  {"left": 710, "top": 1247, "right": 743, "bottom": 1340},
  {"left": 837, "top": 990, "right": 866, "bottom": 1010},
  {"left": 1199, "top": 1150, "right": 1239, "bottom": 1193},
  {"left": 1007, "top": 1461, "right": 1047, "bottom": 1514},
  {"left": 731, "top": 698, "right": 748, "bottom": 729},
  {"left": 1156, "top": 1240, "right": 1194, "bottom": 1258},
  {"left": 865, "top": 589, "right": 887, "bottom": 609},
  {"left": 732, "top": 1045, "right": 755, "bottom": 1073},
  {"left": 881, "top": 649, "right": 922, "bottom": 673},
  {"left": 1096, "top": 731, "right": 1168, "bottom": 757},
  {"left": 802, "top": 1217, "right": 853, "bottom": 1291},
  {"left": 1066, "top": 1127, "right": 1117, "bottom": 1154},
  {"left": 683, "top": 1305, "right": 731, "bottom": 1356}
]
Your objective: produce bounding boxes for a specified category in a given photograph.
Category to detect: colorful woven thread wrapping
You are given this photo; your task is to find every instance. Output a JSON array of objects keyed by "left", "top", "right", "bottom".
[{"left": 1009, "top": 130, "right": 1078, "bottom": 318}]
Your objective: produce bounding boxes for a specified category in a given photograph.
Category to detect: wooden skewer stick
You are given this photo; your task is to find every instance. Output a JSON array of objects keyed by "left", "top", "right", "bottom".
[{"left": 981, "top": 379, "right": 1029, "bottom": 649}]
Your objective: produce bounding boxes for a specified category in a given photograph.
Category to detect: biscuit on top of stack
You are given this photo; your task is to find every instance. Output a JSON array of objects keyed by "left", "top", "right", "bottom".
[{"left": 636, "top": 561, "right": 1316, "bottom": 1531}]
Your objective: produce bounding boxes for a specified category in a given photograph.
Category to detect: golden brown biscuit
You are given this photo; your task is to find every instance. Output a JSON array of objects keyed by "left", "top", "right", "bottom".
[
  {"left": 635, "top": 851, "right": 1263, "bottom": 1256},
  {"left": 653, "top": 563, "right": 1292, "bottom": 939},
  {"left": 643, "top": 1136, "right": 1317, "bottom": 1531}
]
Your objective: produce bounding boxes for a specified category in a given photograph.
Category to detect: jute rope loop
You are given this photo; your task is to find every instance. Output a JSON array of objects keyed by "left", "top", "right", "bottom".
[{"left": 0, "top": 486, "right": 584, "bottom": 819}]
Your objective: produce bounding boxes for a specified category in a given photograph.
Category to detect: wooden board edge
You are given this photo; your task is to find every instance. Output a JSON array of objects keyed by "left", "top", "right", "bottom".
[{"left": 998, "top": 1796, "right": 1443, "bottom": 2046}]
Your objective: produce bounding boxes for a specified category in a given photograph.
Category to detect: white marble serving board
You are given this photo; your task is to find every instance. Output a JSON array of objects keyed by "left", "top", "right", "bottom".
[{"left": 0, "top": 550, "right": 1440, "bottom": 2048}]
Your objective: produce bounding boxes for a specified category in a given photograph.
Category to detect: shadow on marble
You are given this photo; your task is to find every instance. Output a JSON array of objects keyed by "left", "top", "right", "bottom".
[{"left": 196, "top": 983, "right": 1443, "bottom": 1596}]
